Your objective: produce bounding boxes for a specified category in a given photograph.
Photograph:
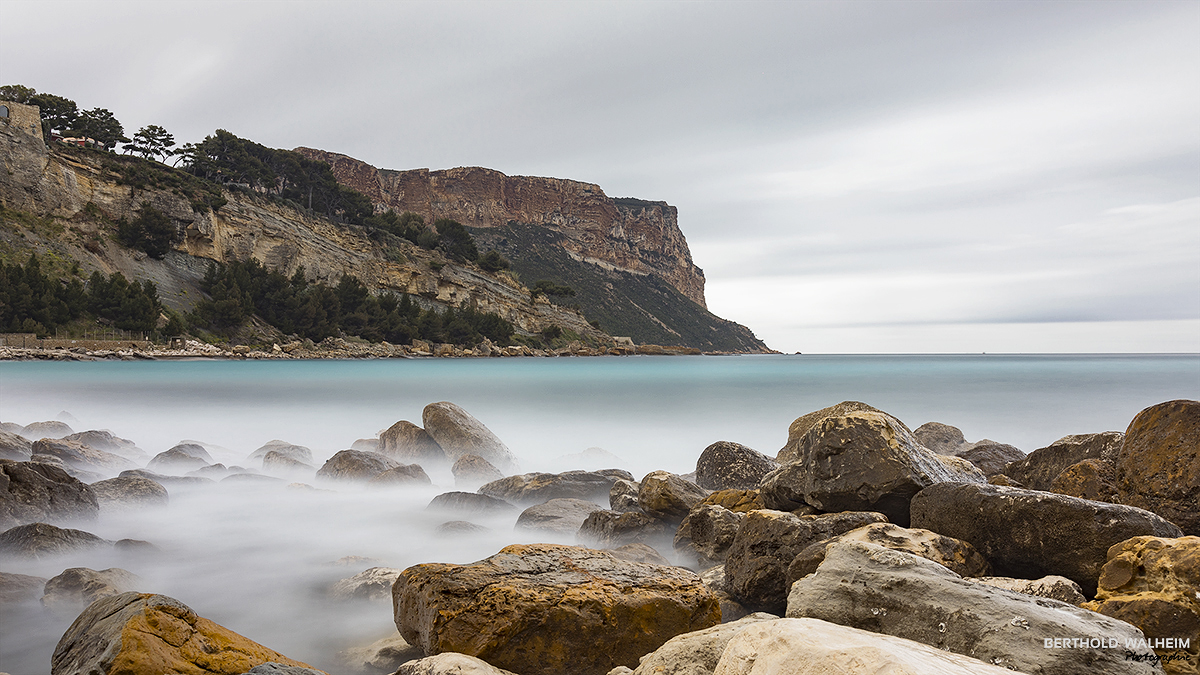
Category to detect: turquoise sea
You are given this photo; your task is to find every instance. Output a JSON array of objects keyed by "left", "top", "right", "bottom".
[{"left": 1, "top": 354, "right": 1198, "bottom": 674}]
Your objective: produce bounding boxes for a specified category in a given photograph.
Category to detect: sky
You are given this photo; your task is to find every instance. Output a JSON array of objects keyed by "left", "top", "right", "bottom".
[{"left": 2, "top": 0, "right": 1197, "bottom": 353}]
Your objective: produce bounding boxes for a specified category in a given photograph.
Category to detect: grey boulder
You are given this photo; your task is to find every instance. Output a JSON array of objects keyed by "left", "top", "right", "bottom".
[{"left": 694, "top": 441, "right": 778, "bottom": 491}]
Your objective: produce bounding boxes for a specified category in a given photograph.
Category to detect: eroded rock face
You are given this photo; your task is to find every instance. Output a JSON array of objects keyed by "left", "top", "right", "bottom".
[
  {"left": 393, "top": 543, "right": 720, "bottom": 675},
  {"left": 910, "top": 482, "right": 1183, "bottom": 597},
  {"left": 785, "top": 541, "right": 1161, "bottom": 675},
  {"left": 379, "top": 421, "right": 446, "bottom": 465},
  {"left": 693, "top": 489, "right": 764, "bottom": 513},
  {"left": 785, "top": 522, "right": 991, "bottom": 586},
  {"left": 1115, "top": 400, "right": 1200, "bottom": 536},
  {"left": 673, "top": 504, "right": 746, "bottom": 570},
  {"left": 422, "top": 402, "right": 518, "bottom": 473},
  {"left": 0, "top": 522, "right": 110, "bottom": 558},
  {"left": 576, "top": 510, "right": 672, "bottom": 549},
  {"left": 51, "top": 592, "right": 317, "bottom": 675},
  {"left": 971, "top": 575, "right": 1086, "bottom": 605},
  {"left": 0, "top": 430, "right": 34, "bottom": 461},
  {"left": 1, "top": 460, "right": 99, "bottom": 529},
  {"left": 776, "top": 401, "right": 889, "bottom": 464},
  {"left": 1083, "top": 536, "right": 1200, "bottom": 675},
  {"left": 88, "top": 476, "right": 169, "bottom": 512},
  {"left": 1051, "top": 458, "right": 1120, "bottom": 502},
  {"left": 609, "top": 479, "right": 641, "bottom": 513},
  {"left": 1004, "top": 431, "right": 1124, "bottom": 491},
  {"left": 41, "top": 567, "right": 141, "bottom": 618},
  {"left": 482, "top": 470, "right": 633, "bottom": 506},
  {"left": 515, "top": 498, "right": 604, "bottom": 536},
  {"left": 638, "top": 471, "right": 710, "bottom": 523},
  {"left": 694, "top": 442, "right": 778, "bottom": 491},
  {"left": 762, "top": 411, "right": 983, "bottom": 525},
  {"left": 316, "top": 450, "right": 400, "bottom": 482}
]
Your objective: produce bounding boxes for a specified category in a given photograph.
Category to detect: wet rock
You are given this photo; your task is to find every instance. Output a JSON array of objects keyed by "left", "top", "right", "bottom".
[
  {"left": 724, "top": 509, "right": 887, "bottom": 613},
  {"left": 366, "top": 463, "right": 431, "bottom": 488},
  {"left": 785, "top": 522, "right": 991, "bottom": 586},
  {"left": 910, "top": 481, "right": 1183, "bottom": 597},
  {"left": 88, "top": 476, "right": 169, "bottom": 512},
  {"left": 776, "top": 401, "right": 889, "bottom": 463},
  {"left": 638, "top": 471, "right": 710, "bottom": 522},
  {"left": 1004, "top": 431, "right": 1124, "bottom": 490},
  {"left": 247, "top": 440, "right": 313, "bottom": 467},
  {"left": 394, "top": 653, "right": 519, "bottom": 675},
  {"left": 913, "top": 421, "right": 968, "bottom": 454},
  {"left": 971, "top": 575, "right": 1086, "bottom": 605},
  {"left": 329, "top": 566, "right": 404, "bottom": 602},
  {"left": 694, "top": 441, "right": 778, "bottom": 491},
  {"left": 337, "top": 632, "right": 422, "bottom": 675},
  {"left": 40, "top": 567, "right": 141, "bottom": 618},
  {"left": 626, "top": 612, "right": 777, "bottom": 675},
  {"left": 0, "top": 429, "right": 33, "bottom": 460},
  {"left": 452, "top": 454, "right": 504, "bottom": 489},
  {"left": 515, "top": 497, "right": 604, "bottom": 536},
  {"left": 426, "top": 491, "right": 516, "bottom": 516},
  {"left": 0, "top": 571, "right": 47, "bottom": 603},
  {"left": 760, "top": 410, "right": 983, "bottom": 525},
  {"left": 0, "top": 522, "right": 110, "bottom": 558},
  {"left": 51, "top": 592, "right": 318, "bottom": 675},
  {"left": 1051, "top": 458, "right": 1120, "bottom": 501},
  {"left": 62, "top": 430, "right": 147, "bottom": 462},
  {"left": 673, "top": 504, "right": 745, "bottom": 569},
  {"left": 482, "top": 469, "right": 634, "bottom": 506},
  {"left": 379, "top": 420, "right": 446, "bottom": 464},
  {"left": 1, "top": 460, "right": 99, "bottom": 529},
  {"left": 422, "top": 402, "right": 518, "bottom": 473},
  {"left": 608, "top": 478, "right": 641, "bottom": 512},
  {"left": 1114, "top": 399, "right": 1200, "bottom": 536},
  {"left": 31, "top": 438, "right": 136, "bottom": 476},
  {"left": 393, "top": 543, "right": 720, "bottom": 675},
  {"left": 21, "top": 420, "right": 74, "bottom": 439},
  {"left": 147, "top": 442, "right": 214, "bottom": 474},
  {"left": 786, "top": 541, "right": 1161, "bottom": 675},
  {"left": 316, "top": 450, "right": 400, "bottom": 482},
  {"left": 577, "top": 509, "right": 673, "bottom": 549}
]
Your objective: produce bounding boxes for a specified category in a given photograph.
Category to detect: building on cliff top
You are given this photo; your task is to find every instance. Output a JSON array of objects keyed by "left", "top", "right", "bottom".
[{"left": 0, "top": 100, "right": 42, "bottom": 140}]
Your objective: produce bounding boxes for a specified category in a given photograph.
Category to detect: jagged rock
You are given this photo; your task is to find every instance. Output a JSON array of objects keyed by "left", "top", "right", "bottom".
[
  {"left": 577, "top": 510, "right": 673, "bottom": 549},
  {"left": 1083, "top": 536, "right": 1200, "bottom": 675},
  {"left": 337, "top": 632, "right": 422, "bottom": 675},
  {"left": 785, "top": 541, "right": 1161, "bottom": 675},
  {"left": 1, "top": 460, "right": 99, "bottom": 529},
  {"left": 246, "top": 440, "right": 313, "bottom": 467},
  {"left": 0, "top": 522, "right": 110, "bottom": 558},
  {"left": 776, "top": 401, "right": 888, "bottom": 463},
  {"left": 51, "top": 592, "right": 318, "bottom": 675},
  {"left": 913, "top": 421, "right": 967, "bottom": 454},
  {"left": 41, "top": 567, "right": 141, "bottom": 618},
  {"left": 515, "top": 498, "right": 604, "bottom": 536},
  {"left": 31, "top": 438, "right": 136, "bottom": 476},
  {"left": 971, "top": 575, "right": 1086, "bottom": 605},
  {"left": 1004, "top": 431, "right": 1124, "bottom": 490},
  {"left": 626, "top": 612, "right": 777, "bottom": 675},
  {"left": 1052, "top": 458, "right": 1120, "bottom": 501},
  {"left": 21, "top": 420, "right": 74, "bottom": 439},
  {"left": 1114, "top": 400, "right": 1200, "bottom": 536},
  {"left": 694, "top": 441, "right": 778, "bottom": 491},
  {"left": 723, "top": 509, "right": 887, "bottom": 613},
  {"left": 482, "top": 469, "right": 634, "bottom": 506},
  {"left": 608, "top": 478, "right": 641, "bottom": 512},
  {"left": 62, "top": 430, "right": 147, "bottom": 462},
  {"left": 786, "top": 522, "right": 991, "bottom": 587},
  {"left": 451, "top": 454, "right": 504, "bottom": 489},
  {"left": 0, "top": 430, "right": 33, "bottom": 460},
  {"left": 422, "top": 402, "right": 518, "bottom": 473},
  {"left": 435, "top": 520, "right": 490, "bottom": 536},
  {"left": 88, "top": 476, "right": 169, "bottom": 512},
  {"left": 717, "top": 617, "right": 1037, "bottom": 675},
  {"left": 426, "top": 491, "right": 516, "bottom": 516},
  {"left": 693, "top": 489, "right": 764, "bottom": 513},
  {"left": 698, "top": 566, "right": 751, "bottom": 623},
  {"left": 955, "top": 440, "right": 1024, "bottom": 476},
  {"left": 0, "top": 571, "right": 47, "bottom": 603},
  {"left": 379, "top": 420, "right": 446, "bottom": 464},
  {"left": 316, "top": 450, "right": 400, "bottom": 482},
  {"left": 146, "top": 443, "right": 213, "bottom": 474},
  {"left": 673, "top": 504, "right": 745, "bottom": 569},
  {"left": 366, "top": 464, "right": 431, "bottom": 487},
  {"left": 606, "top": 542, "right": 670, "bottom": 566},
  {"left": 910, "top": 482, "right": 1183, "bottom": 596},
  {"left": 394, "top": 653, "right": 520, "bottom": 675},
  {"left": 120, "top": 468, "right": 216, "bottom": 489},
  {"left": 638, "top": 471, "right": 710, "bottom": 522},
  {"left": 329, "top": 567, "right": 404, "bottom": 602},
  {"left": 761, "top": 410, "right": 983, "bottom": 525},
  {"left": 393, "top": 543, "right": 720, "bottom": 675}
]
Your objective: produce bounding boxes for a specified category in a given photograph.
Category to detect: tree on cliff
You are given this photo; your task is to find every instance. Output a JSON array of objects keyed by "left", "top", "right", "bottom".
[
  {"left": 70, "top": 108, "right": 127, "bottom": 150},
  {"left": 123, "top": 125, "right": 176, "bottom": 162},
  {"left": 0, "top": 86, "right": 80, "bottom": 139},
  {"left": 117, "top": 203, "right": 179, "bottom": 259}
]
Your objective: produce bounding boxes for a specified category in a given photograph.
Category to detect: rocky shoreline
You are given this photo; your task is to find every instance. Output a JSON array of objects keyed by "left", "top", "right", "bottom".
[{"left": 2, "top": 399, "right": 1196, "bottom": 675}]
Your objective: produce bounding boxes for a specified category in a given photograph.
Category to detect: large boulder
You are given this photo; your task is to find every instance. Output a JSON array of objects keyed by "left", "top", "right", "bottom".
[
  {"left": 0, "top": 429, "right": 33, "bottom": 460},
  {"left": 426, "top": 491, "right": 516, "bottom": 516},
  {"left": 694, "top": 442, "right": 778, "bottom": 491},
  {"left": 393, "top": 543, "right": 720, "bottom": 675},
  {"left": 147, "top": 443, "right": 213, "bottom": 474},
  {"left": 88, "top": 476, "right": 169, "bottom": 512},
  {"left": 1, "top": 460, "right": 99, "bottom": 529},
  {"left": 0, "top": 570, "right": 46, "bottom": 603},
  {"left": 261, "top": 451, "right": 316, "bottom": 478},
  {"left": 694, "top": 489, "right": 764, "bottom": 513},
  {"left": 785, "top": 522, "right": 991, "bottom": 586},
  {"left": 63, "top": 430, "right": 147, "bottom": 462},
  {"left": 120, "top": 468, "right": 215, "bottom": 490},
  {"left": 515, "top": 498, "right": 604, "bottom": 536},
  {"left": 316, "top": 450, "right": 400, "bottom": 482},
  {"left": 1083, "top": 536, "right": 1200, "bottom": 675},
  {"left": 41, "top": 567, "right": 141, "bottom": 618},
  {"left": 1051, "top": 458, "right": 1120, "bottom": 501},
  {"left": 422, "top": 402, "right": 518, "bottom": 473},
  {"left": 0, "top": 522, "right": 111, "bottom": 558},
  {"left": 1004, "top": 431, "right": 1124, "bottom": 490},
  {"left": 638, "top": 471, "right": 710, "bottom": 522},
  {"left": 481, "top": 469, "right": 634, "bottom": 506},
  {"left": 955, "top": 441, "right": 1024, "bottom": 477},
  {"left": 761, "top": 410, "right": 984, "bottom": 525},
  {"left": 776, "top": 401, "right": 888, "bottom": 463},
  {"left": 913, "top": 421, "right": 968, "bottom": 454},
  {"left": 366, "top": 464, "right": 431, "bottom": 488},
  {"left": 576, "top": 510, "right": 673, "bottom": 549},
  {"left": 328, "top": 566, "right": 404, "bottom": 602},
  {"left": 51, "top": 592, "right": 318, "bottom": 675},
  {"left": 451, "top": 454, "right": 504, "bottom": 489},
  {"left": 31, "top": 438, "right": 136, "bottom": 476},
  {"left": 786, "top": 541, "right": 1162, "bottom": 675},
  {"left": 608, "top": 479, "right": 641, "bottom": 512},
  {"left": 246, "top": 440, "right": 313, "bottom": 467},
  {"left": 624, "top": 613, "right": 777, "bottom": 674},
  {"left": 378, "top": 420, "right": 446, "bottom": 464},
  {"left": 1114, "top": 400, "right": 1200, "bottom": 536},
  {"left": 910, "top": 482, "right": 1183, "bottom": 596},
  {"left": 723, "top": 509, "right": 887, "bottom": 613},
  {"left": 673, "top": 504, "right": 746, "bottom": 569},
  {"left": 21, "top": 420, "right": 74, "bottom": 439}
]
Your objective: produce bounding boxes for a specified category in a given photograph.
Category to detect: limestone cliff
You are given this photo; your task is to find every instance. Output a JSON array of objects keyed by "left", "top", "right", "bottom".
[{"left": 294, "top": 149, "right": 707, "bottom": 308}]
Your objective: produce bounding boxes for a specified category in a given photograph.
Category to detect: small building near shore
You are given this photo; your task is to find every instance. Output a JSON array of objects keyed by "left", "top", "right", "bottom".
[{"left": 0, "top": 100, "right": 43, "bottom": 139}]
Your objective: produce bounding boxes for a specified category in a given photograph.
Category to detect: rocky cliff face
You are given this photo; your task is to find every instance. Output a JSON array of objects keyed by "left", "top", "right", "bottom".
[{"left": 294, "top": 149, "right": 708, "bottom": 308}]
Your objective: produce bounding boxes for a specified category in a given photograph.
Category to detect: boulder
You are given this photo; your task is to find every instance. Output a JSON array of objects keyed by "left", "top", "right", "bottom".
[
  {"left": 261, "top": 451, "right": 316, "bottom": 477},
  {"left": 40, "top": 567, "right": 141, "bottom": 618},
  {"left": 626, "top": 613, "right": 777, "bottom": 675},
  {"left": 760, "top": 410, "right": 984, "bottom": 525},
  {"left": 88, "top": 476, "right": 169, "bottom": 512},
  {"left": 1004, "top": 431, "right": 1124, "bottom": 490},
  {"left": 426, "top": 491, "right": 516, "bottom": 516},
  {"left": 1, "top": 460, "right": 99, "bottom": 528},
  {"left": 786, "top": 541, "right": 1161, "bottom": 675},
  {"left": 51, "top": 592, "right": 318, "bottom": 675},
  {"left": 422, "top": 402, "right": 518, "bottom": 473},
  {"left": 482, "top": 469, "right": 634, "bottom": 506},
  {"left": 910, "top": 482, "right": 1183, "bottom": 597},
  {"left": 393, "top": 543, "right": 720, "bottom": 675},
  {"left": 694, "top": 441, "right": 778, "bottom": 491},
  {"left": 955, "top": 440, "right": 1024, "bottom": 477},
  {"left": 0, "top": 522, "right": 110, "bottom": 558},
  {"left": 776, "top": 401, "right": 889, "bottom": 463},
  {"left": 62, "top": 430, "right": 147, "bottom": 462},
  {"left": 349, "top": 438, "right": 380, "bottom": 453},
  {"left": 0, "top": 570, "right": 47, "bottom": 603},
  {"left": 693, "top": 489, "right": 764, "bottom": 513},
  {"left": 1083, "top": 536, "right": 1200, "bottom": 675},
  {"left": 715, "top": 617, "right": 1037, "bottom": 675},
  {"left": 247, "top": 441, "right": 313, "bottom": 467},
  {"left": 608, "top": 478, "right": 641, "bottom": 512},
  {"left": 606, "top": 542, "right": 671, "bottom": 566},
  {"left": 913, "top": 421, "right": 967, "bottom": 454},
  {"left": 723, "top": 509, "right": 887, "bottom": 613},
  {"left": 328, "top": 566, "right": 404, "bottom": 602},
  {"left": 971, "top": 575, "right": 1086, "bottom": 605},
  {"left": 379, "top": 420, "right": 446, "bottom": 464},
  {"left": 147, "top": 443, "right": 213, "bottom": 474},
  {"left": 337, "top": 632, "right": 421, "bottom": 675},
  {"left": 577, "top": 510, "right": 673, "bottom": 549},
  {"left": 120, "top": 468, "right": 216, "bottom": 489},
  {"left": 1051, "top": 458, "right": 1120, "bottom": 501},
  {"left": 21, "top": 420, "right": 74, "bottom": 439},
  {"left": 1114, "top": 400, "right": 1200, "bottom": 536},
  {"left": 31, "top": 438, "right": 136, "bottom": 476},
  {"left": 188, "top": 463, "right": 232, "bottom": 479},
  {"left": 435, "top": 520, "right": 490, "bottom": 536},
  {"left": 785, "top": 522, "right": 991, "bottom": 586},
  {"left": 638, "top": 471, "right": 710, "bottom": 522},
  {"left": 673, "top": 504, "right": 745, "bottom": 569},
  {"left": 515, "top": 497, "right": 604, "bottom": 536},
  {"left": 0, "top": 429, "right": 33, "bottom": 460},
  {"left": 316, "top": 450, "right": 400, "bottom": 482},
  {"left": 366, "top": 464, "right": 431, "bottom": 487},
  {"left": 395, "top": 653, "right": 519, "bottom": 675},
  {"left": 698, "top": 566, "right": 751, "bottom": 623},
  {"left": 452, "top": 454, "right": 504, "bottom": 489}
]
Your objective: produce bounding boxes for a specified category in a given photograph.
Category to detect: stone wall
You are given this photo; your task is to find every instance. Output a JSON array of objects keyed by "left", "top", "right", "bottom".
[{"left": 0, "top": 101, "right": 43, "bottom": 141}]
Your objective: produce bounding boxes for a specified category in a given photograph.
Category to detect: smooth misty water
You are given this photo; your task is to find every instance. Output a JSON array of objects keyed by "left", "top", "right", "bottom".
[{"left": 1, "top": 354, "right": 1197, "bottom": 674}]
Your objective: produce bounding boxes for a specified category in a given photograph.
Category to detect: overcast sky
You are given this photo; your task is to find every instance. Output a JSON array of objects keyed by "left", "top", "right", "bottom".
[{"left": 3, "top": 0, "right": 1197, "bottom": 353}]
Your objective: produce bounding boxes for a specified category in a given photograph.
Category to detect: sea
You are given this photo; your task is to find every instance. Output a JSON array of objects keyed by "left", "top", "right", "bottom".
[{"left": 1, "top": 353, "right": 1197, "bottom": 674}]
